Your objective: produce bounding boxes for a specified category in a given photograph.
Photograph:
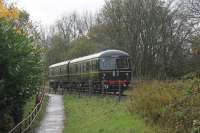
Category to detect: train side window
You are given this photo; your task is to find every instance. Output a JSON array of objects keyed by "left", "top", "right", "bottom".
[
  {"left": 80, "top": 63, "right": 82, "bottom": 73},
  {"left": 76, "top": 64, "right": 78, "bottom": 74},
  {"left": 69, "top": 65, "right": 71, "bottom": 74},
  {"left": 64, "top": 65, "right": 67, "bottom": 74},
  {"left": 73, "top": 64, "right": 75, "bottom": 74},
  {"left": 72, "top": 64, "right": 74, "bottom": 74},
  {"left": 74, "top": 64, "right": 76, "bottom": 74},
  {"left": 93, "top": 60, "right": 95, "bottom": 71},
  {"left": 89, "top": 61, "right": 91, "bottom": 72},
  {"left": 66, "top": 65, "right": 68, "bottom": 74},
  {"left": 70, "top": 64, "right": 73, "bottom": 74},
  {"left": 95, "top": 60, "right": 97, "bottom": 71},
  {"left": 55, "top": 68, "right": 57, "bottom": 75},
  {"left": 82, "top": 63, "right": 84, "bottom": 72},
  {"left": 93, "top": 60, "right": 96, "bottom": 71},
  {"left": 91, "top": 60, "right": 93, "bottom": 71},
  {"left": 84, "top": 62, "right": 86, "bottom": 72},
  {"left": 90, "top": 61, "right": 92, "bottom": 72},
  {"left": 78, "top": 63, "right": 80, "bottom": 74},
  {"left": 79, "top": 63, "right": 81, "bottom": 74},
  {"left": 86, "top": 62, "right": 88, "bottom": 72},
  {"left": 88, "top": 62, "right": 90, "bottom": 71},
  {"left": 73, "top": 64, "right": 75, "bottom": 73},
  {"left": 85, "top": 62, "right": 87, "bottom": 72},
  {"left": 52, "top": 68, "right": 54, "bottom": 75},
  {"left": 96, "top": 60, "right": 98, "bottom": 70},
  {"left": 50, "top": 68, "right": 52, "bottom": 76}
]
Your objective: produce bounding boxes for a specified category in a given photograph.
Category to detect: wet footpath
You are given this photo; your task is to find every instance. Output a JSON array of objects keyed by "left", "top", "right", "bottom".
[{"left": 35, "top": 94, "right": 64, "bottom": 133}]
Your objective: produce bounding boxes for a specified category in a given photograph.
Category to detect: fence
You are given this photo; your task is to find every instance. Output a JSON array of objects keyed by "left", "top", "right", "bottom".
[
  {"left": 8, "top": 91, "right": 45, "bottom": 133},
  {"left": 49, "top": 80, "right": 125, "bottom": 102}
]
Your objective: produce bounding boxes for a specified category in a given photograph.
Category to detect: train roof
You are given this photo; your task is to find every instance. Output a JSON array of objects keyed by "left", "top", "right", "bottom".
[
  {"left": 49, "top": 50, "right": 129, "bottom": 68},
  {"left": 49, "top": 60, "right": 70, "bottom": 68},
  {"left": 70, "top": 49, "right": 129, "bottom": 63}
]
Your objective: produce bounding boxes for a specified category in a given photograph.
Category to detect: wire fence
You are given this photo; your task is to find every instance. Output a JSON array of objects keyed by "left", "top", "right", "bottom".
[
  {"left": 8, "top": 90, "right": 45, "bottom": 133},
  {"left": 48, "top": 80, "right": 127, "bottom": 102}
]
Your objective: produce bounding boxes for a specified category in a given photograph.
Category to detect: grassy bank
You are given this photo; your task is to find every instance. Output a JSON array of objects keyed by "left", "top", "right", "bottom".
[{"left": 63, "top": 95, "right": 156, "bottom": 133}]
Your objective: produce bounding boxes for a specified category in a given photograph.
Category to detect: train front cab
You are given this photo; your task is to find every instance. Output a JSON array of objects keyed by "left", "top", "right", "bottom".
[{"left": 99, "top": 56, "right": 131, "bottom": 93}]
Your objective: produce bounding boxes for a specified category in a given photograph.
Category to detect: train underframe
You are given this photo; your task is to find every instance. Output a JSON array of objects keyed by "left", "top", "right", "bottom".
[{"left": 49, "top": 79, "right": 129, "bottom": 94}]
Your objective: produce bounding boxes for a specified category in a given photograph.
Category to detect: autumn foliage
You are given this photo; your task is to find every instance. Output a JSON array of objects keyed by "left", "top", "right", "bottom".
[{"left": 0, "top": 0, "right": 19, "bottom": 19}]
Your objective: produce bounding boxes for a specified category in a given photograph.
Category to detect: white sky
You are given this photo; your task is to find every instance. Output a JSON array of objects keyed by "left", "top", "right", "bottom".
[{"left": 12, "top": 0, "right": 105, "bottom": 26}]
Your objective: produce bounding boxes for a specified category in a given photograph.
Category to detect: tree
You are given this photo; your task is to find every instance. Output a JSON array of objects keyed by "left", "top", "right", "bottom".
[
  {"left": 43, "top": 12, "right": 96, "bottom": 66},
  {"left": 66, "top": 36, "right": 98, "bottom": 59},
  {"left": 93, "top": 0, "right": 197, "bottom": 79},
  {"left": 0, "top": 1, "right": 42, "bottom": 132},
  {"left": 45, "top": 34, "right": 68, "bottom": 65},
  {"left": 0, "top": 0, "right": 19, "bottom": 19}
]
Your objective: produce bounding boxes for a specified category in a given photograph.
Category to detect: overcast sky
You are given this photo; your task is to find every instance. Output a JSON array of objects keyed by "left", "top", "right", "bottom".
[{"left": 13, "top": 0, "right": 105, "bottom": 26}]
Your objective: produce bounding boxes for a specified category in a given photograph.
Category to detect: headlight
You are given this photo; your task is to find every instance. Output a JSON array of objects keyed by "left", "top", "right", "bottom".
[{"left": 103, "top": 73, "right": 106, "bottom": 77}]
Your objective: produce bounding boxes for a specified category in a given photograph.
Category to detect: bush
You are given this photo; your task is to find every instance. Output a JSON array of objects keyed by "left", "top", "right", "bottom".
[
  {"left": 0, "top": 18, "right": 42, "bottom": 132},
  {"left": 128, "top": 81, "right": 184, "bottom": 122},
  {"left": 128, "top": 80, "right": 200, "bottom": 132},
  {"left": 0, "top": 114, "right": 14, "bottom": 133}
]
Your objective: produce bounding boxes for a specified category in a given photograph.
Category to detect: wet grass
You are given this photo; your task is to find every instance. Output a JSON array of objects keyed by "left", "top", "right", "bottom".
[{"left": 63, "top": 95, "right": 156, "bottom": 133}]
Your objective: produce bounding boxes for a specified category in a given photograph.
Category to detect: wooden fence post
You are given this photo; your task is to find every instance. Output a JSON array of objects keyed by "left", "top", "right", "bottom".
[
  {"left": 19, "top": 124, "right": 22, "bottom": 133},
  {"left": 28, "top": 112, "right": 31, "bottom": 125}
]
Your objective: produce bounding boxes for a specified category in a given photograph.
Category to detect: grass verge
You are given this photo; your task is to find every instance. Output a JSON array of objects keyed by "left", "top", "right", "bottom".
[{"left": 63, "top": 95, "right": 156, "bottom": 133}]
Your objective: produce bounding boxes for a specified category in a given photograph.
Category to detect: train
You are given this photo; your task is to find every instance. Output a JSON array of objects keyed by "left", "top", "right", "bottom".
[{"left": 48, "top": 49, "right": 131, "bottom": 94}]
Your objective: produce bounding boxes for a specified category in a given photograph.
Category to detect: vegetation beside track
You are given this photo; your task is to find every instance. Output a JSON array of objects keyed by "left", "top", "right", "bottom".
[
  {"left": 63, "top": 95, "right": 157, "bottom": 133},
  {"left": 128, "top": 80, "right": 200, "bottom": 133}
]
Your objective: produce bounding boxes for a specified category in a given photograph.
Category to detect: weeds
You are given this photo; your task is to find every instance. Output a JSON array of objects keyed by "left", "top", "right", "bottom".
[{"left": 128, "top": 79, "right": 200, "bottom": 133}]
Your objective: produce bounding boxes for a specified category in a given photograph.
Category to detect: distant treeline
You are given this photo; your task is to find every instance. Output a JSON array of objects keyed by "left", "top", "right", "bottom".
[{"left": 41, "top": 0, "right": 200, "bottom": 80}]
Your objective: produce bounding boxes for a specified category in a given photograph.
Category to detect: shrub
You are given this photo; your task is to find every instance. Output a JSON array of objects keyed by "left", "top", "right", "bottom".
[
  {"left": 128, "top": 81, "right": 184, "bottom": 123},
  {"left": 0, "top": 18, "right": 42, "bottom": 132},
  {"left": 128, "top": 80, "right": 200, "bottom": 132}
]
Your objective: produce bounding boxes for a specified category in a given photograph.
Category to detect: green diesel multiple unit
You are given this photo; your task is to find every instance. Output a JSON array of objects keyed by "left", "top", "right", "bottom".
[{"left": 49, "top": 49, "right": 131, "bottom": 93}]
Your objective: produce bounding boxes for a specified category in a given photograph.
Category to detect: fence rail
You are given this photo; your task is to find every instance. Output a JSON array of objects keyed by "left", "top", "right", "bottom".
[{"left": 8, "top": 90, "right": 45, "bottom": 133}]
